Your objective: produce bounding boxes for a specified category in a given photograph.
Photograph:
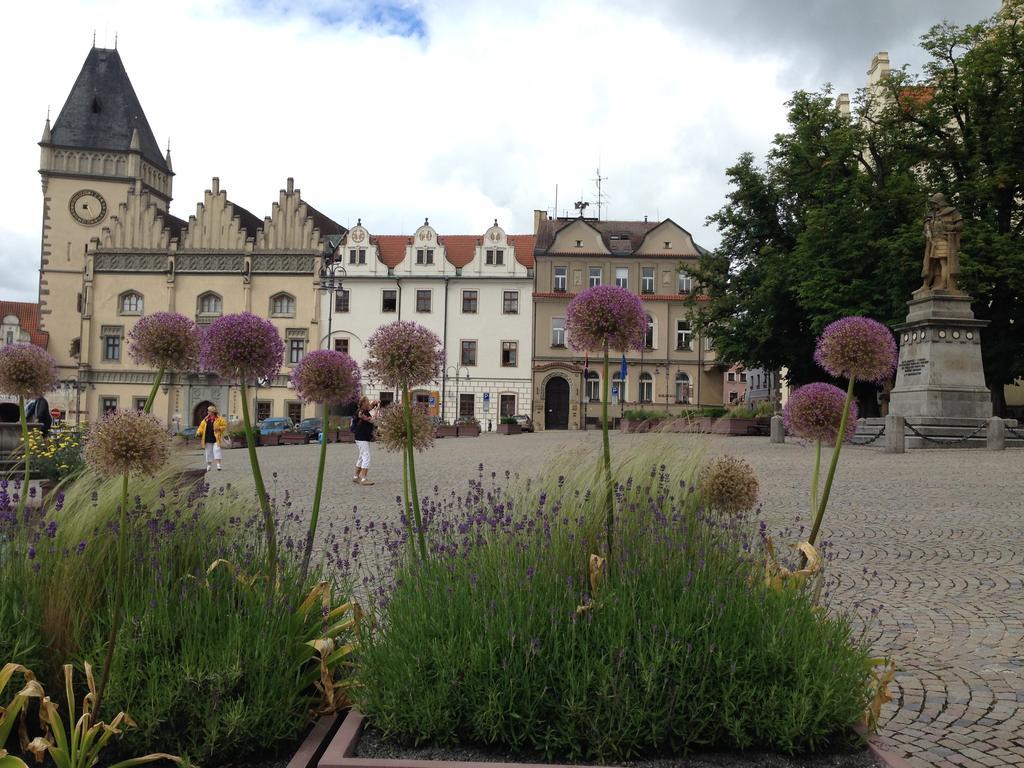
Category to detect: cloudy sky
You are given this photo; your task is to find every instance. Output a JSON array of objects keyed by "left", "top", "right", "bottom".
[{"left": 0, "top": 0, "right": 998, "bottom": 301}]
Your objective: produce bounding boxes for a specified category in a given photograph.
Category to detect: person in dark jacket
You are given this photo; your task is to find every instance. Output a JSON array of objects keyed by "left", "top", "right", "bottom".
[
  {"left": 352, "top": 396, "right": 378, "bottom": 486},
  {"left": 26, "top": 396, "right": 53, "bottom": 438}
]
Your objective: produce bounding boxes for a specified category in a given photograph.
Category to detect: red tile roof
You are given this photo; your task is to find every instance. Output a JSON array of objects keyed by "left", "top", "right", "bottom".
[
  {"left": 439, "top": 235, "right": 480, "bottom": 268},
  {"left": 508, "top": 235, "right": 536, "bottom": 268},
  {"left": 0, "top": 301, "right": 49, "bottom": 349},
  {"left": 372, "top": 235, "right": 411, "bottom": 268}
]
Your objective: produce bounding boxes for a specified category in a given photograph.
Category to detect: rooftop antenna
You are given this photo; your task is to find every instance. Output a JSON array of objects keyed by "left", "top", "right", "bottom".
[
  {"left": 114, "top": 32, "right": 118, "bottom": 49},
  {"left": 574, "top": 200, "right": 590, "bottom": 217},
  {"left": 554, "top": 184, "right": 558, "bottom": 219},
  {"left": 593, "top": 164, "right": 608, "bottom": 221},
  {"left": 92, "top": 30, "right": 96, "bottom": 48}
]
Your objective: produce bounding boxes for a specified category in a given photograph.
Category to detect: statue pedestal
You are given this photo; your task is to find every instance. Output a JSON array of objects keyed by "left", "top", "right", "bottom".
[{"left": 887, "top": 291, "right": 994, "bottom": 447}]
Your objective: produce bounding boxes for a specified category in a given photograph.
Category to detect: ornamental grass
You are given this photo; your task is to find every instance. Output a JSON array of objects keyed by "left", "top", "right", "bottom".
[{"left": 354, "top": 443, "right": 876, "bottom": 761}]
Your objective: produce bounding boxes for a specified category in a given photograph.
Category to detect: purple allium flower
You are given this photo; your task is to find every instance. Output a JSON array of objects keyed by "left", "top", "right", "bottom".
[
  {"left": 565, "top": 285, "right": 646, "bottom": 352},
  {"left": 698, "top": 455, "right": 759, "bottom": 515},
  {"left": 376, "top": 403, "right": 435, "bottom": 453},
  {"left": 84, "top": 410, "right": 171, "bottom": 477},
  {"left": 128, "top": 311, "right": 201, "bottom": 371},
  {"left": 0, "top": 344, "right": 58, "bottom": 398},
  {"left": 200, "top": 312, "right": 284, "bottom": 382},
  {"left": 290, "top": 349, "right": 361, "bottom": 404},
  {"left": 814, "top": 316, "right": 898, "bottom": 383},
  {"left": 783, "top": 382, "right": 858, "bottom": 444},
  {"left": 364, "top": 321, "right": 444, "bottom": 388}
]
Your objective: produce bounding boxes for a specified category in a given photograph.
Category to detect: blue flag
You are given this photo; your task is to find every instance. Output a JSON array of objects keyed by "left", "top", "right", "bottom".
[{"left": 620, "top": 354, "right": 627, "bottom": 381}]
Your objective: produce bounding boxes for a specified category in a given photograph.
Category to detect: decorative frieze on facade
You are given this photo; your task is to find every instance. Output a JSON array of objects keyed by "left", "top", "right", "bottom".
[
  {"left": 251, "top": 253, "right": 315, "bottom": 273},
  {"left": 93, "top": 253, "right": 169, "bottom": 272},
  {"left": 174, "top": 253, "right": 246, "bottom": 273}
]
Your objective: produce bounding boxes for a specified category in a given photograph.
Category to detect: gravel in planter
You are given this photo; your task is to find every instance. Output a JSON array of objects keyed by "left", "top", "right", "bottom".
[{"left": 356, "top": 724, "right": 881, "bottom": 768}]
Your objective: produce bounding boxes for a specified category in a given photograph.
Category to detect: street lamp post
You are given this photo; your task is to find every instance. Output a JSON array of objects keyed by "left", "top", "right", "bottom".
[
  {"left": 319, "top": 240, "right": 347, "bottom": 352},
  {"left": 444, "top": 364, "right": 470, "bottom": 422}
]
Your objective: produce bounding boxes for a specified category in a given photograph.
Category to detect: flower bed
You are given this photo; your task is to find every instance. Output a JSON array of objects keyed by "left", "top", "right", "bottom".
[
  {"left": 281, "top": 431, "right": 312, "bottom": 445},
  {"left": 496, "top": 423, "right": 521, "bottom": 435},
  {"left": 435, "top": 425, "right": 458, "bottom": 438}
]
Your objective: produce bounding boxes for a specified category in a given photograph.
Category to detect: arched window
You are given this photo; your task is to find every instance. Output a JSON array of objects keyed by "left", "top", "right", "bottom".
[
  {"left": 675, "top": 372, "right": 691, "bottom": 404},
  {"left": 585, "top": 370, "right": 600, "bottom": 402},
  {"left": 644, "top": 314, "right": 655, "bottom": 349},
  {"left": 270, "top": 292, "right": 296, "bottom": 318},
  {"left": 197, "top": 292, "right": 223, "bottom": 320},
  {"left": 639, "top": 372, "right": 653, "bottom": 403},
  {"left": 119, "top": 291, "right": 143, "bottom": 315}
]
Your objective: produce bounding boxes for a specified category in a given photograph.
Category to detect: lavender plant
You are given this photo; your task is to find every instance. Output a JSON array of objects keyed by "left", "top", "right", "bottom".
[
  {"left": 127, "top": 312, "right": 201, "bottom": 414},
  {"left": 200, "top": 312, "right": 284, "bottom": 584},
  {"left": 0, "top": 344, "right": 59, "bottom": 522},
  {"left": 364, "top": 321, "right": 444, "bottom": 560},
  {"left": 805, "top": 317, "right": 897, "bottom": 548},
  {"left": 290, "top": 349, "right": 361, "bottom": 578},
  {"left": 82, "top": 410, "right": 170, "bottom": 719},
  {"left": 565, "top": 285, "right": 646, "bottom": 556}
]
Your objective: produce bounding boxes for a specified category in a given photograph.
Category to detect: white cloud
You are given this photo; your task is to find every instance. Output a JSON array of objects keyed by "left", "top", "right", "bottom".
[{"left": 1, "top": 0, "right": 800, "bottom": 302}]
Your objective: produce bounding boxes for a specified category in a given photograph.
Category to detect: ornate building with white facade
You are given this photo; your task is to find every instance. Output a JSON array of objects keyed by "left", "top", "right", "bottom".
[{"left": 323, "top": 220, "right": 535, "bottom": 425}]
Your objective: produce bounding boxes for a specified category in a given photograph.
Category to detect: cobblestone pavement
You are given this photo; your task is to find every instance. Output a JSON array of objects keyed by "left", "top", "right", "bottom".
[{"left": 200, "top": 432, "right": 1024, "bottom": 768}]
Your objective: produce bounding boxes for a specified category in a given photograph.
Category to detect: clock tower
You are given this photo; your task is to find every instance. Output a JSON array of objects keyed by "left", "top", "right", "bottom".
[{"left": 38, "top": 46, "right": 173, "bottom": 405}]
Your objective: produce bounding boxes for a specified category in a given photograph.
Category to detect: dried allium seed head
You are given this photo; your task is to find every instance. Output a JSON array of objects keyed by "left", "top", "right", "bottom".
[
  {"left": 200, "top": 312, "right": 284, "bottom": 382},
  {"left": 698, "top": 455, "right": 760, "bottom": 515},
  {"left": 375, "top": 403, "right": 435, "bottom": 453},
  {"left": 128, "top": 312, "right": 201, "bottom": 371},
  {"left": 290, "top": 350, "right": 361, "bottom": 404},
  {"left": 783, "top": 382, "right": 858, "bottom": 445},
  {"left": 0, "top": 344, "right": 59, "bottom": 399},
  {"left": 364, "top": 321, "right": 444, "bottom": 389},
  {"left": 84, "top": 410, "right": 171, "bottom": 478},
  {"left": 814, "top": 316, "right": 898, "bottom": 384},
  {"left": 565, "top": 285, "right": 647, "bottom": 352}
]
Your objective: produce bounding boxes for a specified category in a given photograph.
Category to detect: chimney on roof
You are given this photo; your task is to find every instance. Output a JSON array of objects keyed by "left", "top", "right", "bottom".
[
  {"left": 533, "top": 209, "right": 548, "bottom": 233},
  {"left": 644, "top": 215, "right": 647, "bottom": 223}
]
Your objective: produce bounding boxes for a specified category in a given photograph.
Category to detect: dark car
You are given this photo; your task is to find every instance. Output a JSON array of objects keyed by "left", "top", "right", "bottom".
[
  {"left": 513, "top": 414, "right": 534, "bottom": 432},
  {"left": 296, "top": 417, "right": 322, "bottom": 438},
  {"left": 259, "top": 417, "right": 294, "bottom": 436},
  {"left": 181, "top": 425, "right": 199, "bottom": 439}
]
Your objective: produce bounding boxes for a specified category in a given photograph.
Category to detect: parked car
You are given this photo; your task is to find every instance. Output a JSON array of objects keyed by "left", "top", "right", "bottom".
[
  {"left": 296, "top": 417, "right": 322, "bottom": 438},
  {"left": 259, "top": 417, "right": 294, "bottom": 436},
  {"left": 181, "top": 425, "right": 199, "bottom": 439},
  {"left": 513, "top": 414, "right": 534, "bottom": 432}
]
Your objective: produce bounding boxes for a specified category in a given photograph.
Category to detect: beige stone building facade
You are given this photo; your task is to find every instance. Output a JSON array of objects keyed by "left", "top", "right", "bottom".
[
  {"left": 530, "top": 213, "right": 724, "bottom": 430},
  {"left": 37, "top": 47, "right": 344, "bottom": 427}
]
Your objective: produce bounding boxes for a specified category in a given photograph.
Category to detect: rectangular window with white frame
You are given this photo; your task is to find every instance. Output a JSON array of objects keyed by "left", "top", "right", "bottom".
[
  {"left": 615, "top": 266, "right": 628, "bottom": 289},
  {"left": 335, "top": 290, "right": 350, "bottom": 313},
  {"left": 676, "top": 320, "right": 692, "bottom": 351},
  {"left": 289, "top": 339, "right": 305, "bottom": 365},
  {"left": 334, "top": 338, "right": 349, "bottom": 354},
  {"left": 554, "top": 266, "right": 567, "bottom": 292},
  {"left": 502, "top": 291, "right": 519, "bottom": 314},
  {"left": 551, "top": 317, "right": 566, "bottom": 347},
  {"left": 101, "top": 397, "right": 118, "bottom": 415},
  {"left": 641, "top": 266, "right": 655, "bottom": 294},
  {"left": 461, "top": 340, "right": 478, "bottom": 366},
  {"left": 462, "top": 290, "right": 478, "bottom": 313},
  {"left": 589, "top": 266, "right": 602, "bottom": 287},
  {"left": 416, "top": 249, "right": 434, "bottom": 265},
  {"left": 486, "top": 249, "right": 505, "bottom": 265},
  {"left": 382, "top": 290, "right": 397, "bottom": 313},
  {"left": 678, "top": 270, "right": 693, "bottom": 294},
  {"left": 416, "top": 290, "right": 432, "bottom": 313},
  {"left": 501, "top": 341, "right": 517, "bottom": 367},
  {"left": 101, "top": 326, "right": 123, "bottom": 362}
]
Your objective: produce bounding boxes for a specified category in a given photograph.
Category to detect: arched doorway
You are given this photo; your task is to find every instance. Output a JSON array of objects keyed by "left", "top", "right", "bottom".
[
  {"left": 193, "top": 401, "right": 214, "bottom": 425},
  {"left": 0, "top": 403, "right": 19, "bottom": 423},
  {"left": 544, "top": 376, "right": 570, "bottom": 430}
]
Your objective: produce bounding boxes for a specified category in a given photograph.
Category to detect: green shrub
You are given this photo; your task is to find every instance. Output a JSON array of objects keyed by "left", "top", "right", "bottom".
[
  {"left": 621, "top": 408, "right": 665, "bottom": 421},
  {"left": 725, "top": 404, "right": 758, "bottom": 419},
  {"left": 0, "top": 463, "right": 355, "bottom": 766},
  {"left": 354, "top": 446, "right": 874, "bottom": 761},
  {"left": 696, "top": 405, "right": 728, "bottom": 418},
  {"left": 500, "top": 417, "right": 517, "bottom": 425}
]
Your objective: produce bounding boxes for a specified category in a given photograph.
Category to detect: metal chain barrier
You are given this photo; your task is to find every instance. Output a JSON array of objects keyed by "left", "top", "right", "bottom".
[
  {"left": 853, "top": 425, "right": 886, "bottom": 445},
  {"left": 904, "top": 422, "right": 987, "bottom": 446},
  {"left": 1006, "top": 424, "right": 1024, "bottom": 440}
]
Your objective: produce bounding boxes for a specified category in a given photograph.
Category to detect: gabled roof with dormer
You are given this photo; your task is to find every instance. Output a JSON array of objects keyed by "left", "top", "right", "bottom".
[
  {"left": 534, "top": 216, "right": 706, "bottom": 258},
  {"left": 48, "top": 47, "right": 170, "bottom": 174},
  {"left": 0, "top": 302, "right": 49, "bottom": 349}
]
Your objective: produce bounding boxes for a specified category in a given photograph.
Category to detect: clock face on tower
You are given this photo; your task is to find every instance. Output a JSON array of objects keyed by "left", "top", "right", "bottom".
[{"left": 69, "top": 189, "right": 108, "bottom": 226}]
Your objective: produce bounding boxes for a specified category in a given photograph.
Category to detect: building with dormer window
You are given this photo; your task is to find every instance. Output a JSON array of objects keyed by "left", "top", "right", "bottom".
[
  {"left": 324, "top": 219, "right": 535, "bottom": 425},
  {"left": 530, "top": 211, "right": 724, "bottom": 430}
]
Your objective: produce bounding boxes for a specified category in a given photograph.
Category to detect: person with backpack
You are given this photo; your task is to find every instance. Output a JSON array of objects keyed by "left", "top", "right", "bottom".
[
  {"left": 352, "top": 396, "right": 378, "bottom": 486},
  {"left": 26, "top": 396, "right": 53, "bottom": 438}
]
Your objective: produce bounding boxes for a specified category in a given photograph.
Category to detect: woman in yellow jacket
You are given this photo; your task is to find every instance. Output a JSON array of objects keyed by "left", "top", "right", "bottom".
[{"left": 196, "top": 404, "right": 228, "bottom": 472}]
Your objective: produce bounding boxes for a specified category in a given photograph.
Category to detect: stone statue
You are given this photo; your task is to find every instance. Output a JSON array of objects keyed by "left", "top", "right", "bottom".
[{"left": 921, "top": 193, "right": 963, "bottom": 293}]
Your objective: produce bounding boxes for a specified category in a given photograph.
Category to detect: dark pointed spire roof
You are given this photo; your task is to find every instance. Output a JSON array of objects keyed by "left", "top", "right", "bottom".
[{"left": 49, "top": 47, "right": 170, "bottom": 174}]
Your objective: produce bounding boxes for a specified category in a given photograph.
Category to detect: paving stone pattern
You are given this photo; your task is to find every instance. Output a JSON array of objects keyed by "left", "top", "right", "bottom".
[{"left": 204, "top": 432, "right": 1024, "bottom": 768}]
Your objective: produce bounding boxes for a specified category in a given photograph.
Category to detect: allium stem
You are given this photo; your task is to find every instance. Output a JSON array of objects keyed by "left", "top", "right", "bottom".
[
  {"left": 810, "top": 439, "right": 822, "bottom": 520},
  {"left": 240, "top": 381, "right": 278, "bottom": 590},
  {"left": 143, "top": 366, "right": 165, "bottom": 414},
  {"left": 301, "top": 402, "right": 330, "bottom": 581},
  {"left": 601, "top": 345, "right": 614, "bottom": 560},
  {"left": 403, "top": 384, "right": 427, "bottom": 560},
  {"left": 16, "top": 396, "right": 29, "bottom": 520},
  {"left": 807, "top": 376, "right": 856, "bottom": 551},
  {"left": 401, "top": 438, "right": 413, "bottom": 544},
  {"left": 93, "top": 473, "right": 129, "bottom": 719}
]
